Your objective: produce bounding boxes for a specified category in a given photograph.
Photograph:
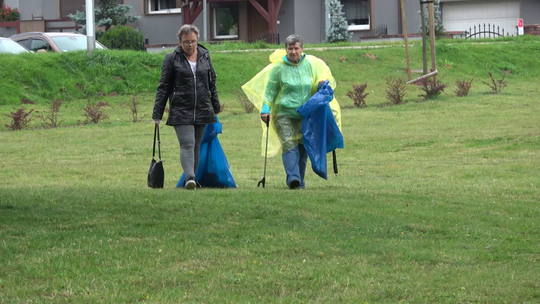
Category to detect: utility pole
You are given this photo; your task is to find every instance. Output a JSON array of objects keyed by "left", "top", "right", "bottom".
[
  {"left": 85, "top": 0, "right": 95, "bottom": 54},
  {"left": 203, "top": 0, "right": 207, "bottom": 42}
]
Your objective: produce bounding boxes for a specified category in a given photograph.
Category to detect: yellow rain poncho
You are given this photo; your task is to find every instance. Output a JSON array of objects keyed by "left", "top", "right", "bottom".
[{"left": 242, "top": 49, "right": 341, "bottom": 157}]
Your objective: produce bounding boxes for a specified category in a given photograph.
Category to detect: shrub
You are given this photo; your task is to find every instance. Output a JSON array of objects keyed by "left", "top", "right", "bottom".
[
  {"left": 386, "top": 78, "right": 407, "bottom": 105},
  {"left": 455, "top": 78, "right": 474, "bottom": 97},
  {"left": 68, "top": 0, "right": 140, "bottom": 38},
  {"left": 235, "top": 90, "right": 255, "bottom": 114},
  {"left": 482, "top": 72, "right": 507, "bottom": 94},
  {"left": 82, "top": 99, "right": 109, "bottom": 124},
  {"left": 99, "top": 26, "right": 145, "bottom": 51},
  {"left": 121, "top": 94, "right": 147, "bottom": 122},
  {"left": 0, "top": 5, "right": 20, "bottom": 22},
  {"left": 346, "top": 83, "right": 369, "bottom": 108},
  {"left": 326, "top": 0, "right": 350, "bottom": 43},
  {"left": 37, "top": 99, "right": 64, "bottom": 128},
  {"left": 419, "top": 78, "right": 447, "bottom": 100},
  {"left": 418, "top": 0, "right": 446, "bottom": 39},
  {"left": 4, "top": 107, "right": 34, "bottom": 131}
]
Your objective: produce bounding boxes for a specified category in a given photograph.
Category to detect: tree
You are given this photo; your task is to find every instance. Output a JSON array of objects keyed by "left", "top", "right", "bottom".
[
  {"left": 418, "top": 0, "right": 446, "bottom": 38},
  {"left": 326, "top": 0, "right": 350, "bottom": 43},
  {"left": 69, "top": 0, "right": 140, "bottom": 38}
]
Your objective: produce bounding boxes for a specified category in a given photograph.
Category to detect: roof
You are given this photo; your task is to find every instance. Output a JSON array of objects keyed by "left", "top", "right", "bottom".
[{"left": 10, "top": 32, "right": 85, "bottom": 39}]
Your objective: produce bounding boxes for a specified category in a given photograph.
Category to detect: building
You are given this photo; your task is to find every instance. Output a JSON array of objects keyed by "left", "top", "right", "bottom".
[
  {"left": 1, "top": 0, "right": 539, "bottom": 44},
  {"left": 440, "top": 0, "right": 540, "bottom": 36}
]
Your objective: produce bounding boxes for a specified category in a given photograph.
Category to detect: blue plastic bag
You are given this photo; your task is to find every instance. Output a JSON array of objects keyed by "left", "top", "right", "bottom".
[
  {"left": 296, "top": 81, "right": 344, "bottom": 179},
  {"left": 177, "top": 117, "right": 237, "bottom": 188}
]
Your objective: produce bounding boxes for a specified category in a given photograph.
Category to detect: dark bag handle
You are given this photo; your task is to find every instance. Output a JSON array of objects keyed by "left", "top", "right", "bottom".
[{"left": 152, "top": 124, "right": 161, "bottom": 160}]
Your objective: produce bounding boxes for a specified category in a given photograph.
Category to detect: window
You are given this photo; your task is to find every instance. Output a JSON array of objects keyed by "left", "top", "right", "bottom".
[
  {"left": 51, "top": 36, "right": 105, "bottom": 52},
  {"left": 30, "top": 39, "right": 51, "bottom": 52},
  {"left": 341, "top": 0, "right": 370, "bottom": 31},
  {"left": 213, "top": 4, "right": 238, "bottom": 39},
  {"left": 3, "top": 0, "right": 19, "bottom": 9},
  {"left": 16, "top": 38, "right": 31, "bottom": 49},
  {"left": 148, "top": 0, "right": 182, "bottom": 14}
]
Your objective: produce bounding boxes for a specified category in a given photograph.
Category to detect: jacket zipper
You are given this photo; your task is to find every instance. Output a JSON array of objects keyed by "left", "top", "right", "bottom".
[
  {"left": 193, "top": 68, "right": 197, "bottom": 123},
  {"left": 193, "top": 54, "right": 207, "bottom": 123}
]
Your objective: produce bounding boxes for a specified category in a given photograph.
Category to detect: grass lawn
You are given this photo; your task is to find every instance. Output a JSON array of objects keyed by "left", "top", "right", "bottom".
[{"left": 1, "top": 40, "right": 539, "bottom": 302}]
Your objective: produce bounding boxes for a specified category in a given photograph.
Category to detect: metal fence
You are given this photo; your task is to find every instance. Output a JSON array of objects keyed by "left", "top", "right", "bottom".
[
  {"left": 248, "top": 31, "right": 280, "bottom": 44},
  {"left": 466, "top": 23, "right": 514, "bottom": 39},
  {"left": 356, "top": 24, "right": 388, "bottom": 37}
]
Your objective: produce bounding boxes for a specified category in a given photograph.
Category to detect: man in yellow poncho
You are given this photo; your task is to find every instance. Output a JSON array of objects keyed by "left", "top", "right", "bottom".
[{"left": 242, "top": 34, "right": 341, "bottom": 189}]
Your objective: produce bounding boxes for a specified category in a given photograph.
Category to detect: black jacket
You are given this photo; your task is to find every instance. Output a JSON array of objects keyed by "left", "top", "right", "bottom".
[{"left": 152, "top": 45, "right": 220, "bottom": 125}]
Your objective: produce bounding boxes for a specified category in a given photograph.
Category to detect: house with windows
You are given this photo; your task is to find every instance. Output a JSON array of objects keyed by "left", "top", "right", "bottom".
[
  {"left": 136, "top": 0, "right": 425, "bottom": 45},
  {"left": 2, "top": 0, "right": 538, "bottom": 45},
  {"left": 0, "top": 0, "right": 423, "bottom": 44}
]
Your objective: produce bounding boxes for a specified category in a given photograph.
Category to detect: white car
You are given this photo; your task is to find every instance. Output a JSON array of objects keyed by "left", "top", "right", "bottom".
[
  {"left": 0, "top": 37, "right": 30, "bottom": 54},
  {"left": 10, "top": 32, "right": 107, "bottom": 53}
]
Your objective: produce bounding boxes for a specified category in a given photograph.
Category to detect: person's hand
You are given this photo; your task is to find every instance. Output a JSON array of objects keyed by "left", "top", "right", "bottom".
[
  {"left": 318, "top": 80, "right": 328, "bottom": 89},
  {"left": 260, "top": 114, "right": 270, "bottom": 126},
  {"left": 152, "top": 119, "right": 161, "bottom": 125}
]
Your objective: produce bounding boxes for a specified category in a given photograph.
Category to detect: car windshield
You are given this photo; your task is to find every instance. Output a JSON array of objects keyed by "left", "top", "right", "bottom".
[
  {"left": 50, "top": 36, "right": 105, "bottom": 52},
  {"left": 0, "top": 39, "right": 29, "bottom": 54}
]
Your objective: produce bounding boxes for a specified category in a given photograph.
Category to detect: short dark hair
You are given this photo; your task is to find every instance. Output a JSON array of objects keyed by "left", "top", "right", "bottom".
[
  {"left": 284, "top": 34, "right": 303, "bottom": 48},
  {"left": 177, "top": 24, "right": 200, "bottom": 42}
]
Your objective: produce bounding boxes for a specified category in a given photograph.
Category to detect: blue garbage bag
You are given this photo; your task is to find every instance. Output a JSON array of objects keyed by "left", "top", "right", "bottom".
[
  {"left": 296, "top": 81, "right": 344, "bottom": 180},
  {"left": 177, "top": 116, "right": 237, "bottom": 188}
]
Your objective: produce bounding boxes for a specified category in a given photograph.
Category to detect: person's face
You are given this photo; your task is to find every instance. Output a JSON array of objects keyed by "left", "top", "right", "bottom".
[
  {"left": 286, "top": 42, "right": 303, "bottom": 64},
  {"left": 180, "top": 32, "right": 198, "bottom": 55}
]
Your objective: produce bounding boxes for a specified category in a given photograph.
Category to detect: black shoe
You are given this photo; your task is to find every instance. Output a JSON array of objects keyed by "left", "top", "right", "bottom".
[
  {"left": 185, "top": 177, "right": 196, "bottom": 190},
  {"left": 289, "top": 180, "right": 300, "bottom": 189}
]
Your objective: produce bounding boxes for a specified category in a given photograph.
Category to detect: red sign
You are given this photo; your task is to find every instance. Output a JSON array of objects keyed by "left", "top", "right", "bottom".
[{"left": 518, "top": 19, "right": 523, "bottom": 28}]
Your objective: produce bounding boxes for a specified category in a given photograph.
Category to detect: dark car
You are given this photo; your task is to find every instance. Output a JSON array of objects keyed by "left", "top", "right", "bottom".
[
  {"left": 10, "top": 32, "right": 107, "bottom": 53},
  {"left": 0, "top": 37, "right": 30, "bottom": 54}
]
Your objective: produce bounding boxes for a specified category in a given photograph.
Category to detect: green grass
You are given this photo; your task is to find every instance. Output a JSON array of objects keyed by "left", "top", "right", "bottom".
[
  {"left": 1, "top": 39, "right": 540, "bottom": 302},
  {"left": 1, "top": 35, "right": 538, "bottom": 106}
]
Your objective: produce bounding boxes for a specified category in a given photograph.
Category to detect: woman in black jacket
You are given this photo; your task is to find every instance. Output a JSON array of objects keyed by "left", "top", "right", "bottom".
[{"left": 152, "top": 24, "right": 221, "bottom": 190}]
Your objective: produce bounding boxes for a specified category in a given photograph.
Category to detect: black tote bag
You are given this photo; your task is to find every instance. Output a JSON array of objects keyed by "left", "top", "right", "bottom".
[{"left": 148, "top": 124, "right": 164, "bottom": 188}]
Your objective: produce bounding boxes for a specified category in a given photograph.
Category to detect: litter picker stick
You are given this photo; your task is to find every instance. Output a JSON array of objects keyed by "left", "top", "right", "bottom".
[
  {"left": 257, "top": 118, "right": 270, "bottom": 188},
  {"left": 332, "top": 150, "right": 338, "bottom": 175}
]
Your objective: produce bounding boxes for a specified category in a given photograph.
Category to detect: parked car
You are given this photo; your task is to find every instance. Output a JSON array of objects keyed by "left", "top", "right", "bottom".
[
  {"left": 9, "top": 32, "right": 107, "bottom": 53},
  {"left": 0, "top": 37, "right": 30, "bottom": 54}
]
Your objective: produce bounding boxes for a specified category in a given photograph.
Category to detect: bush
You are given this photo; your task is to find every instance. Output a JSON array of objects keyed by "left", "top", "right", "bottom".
[
  {"left": 37, "top": 99, "right": 64, "bottom": 128},
  {"left": 235, "top": 90, "right": 255, "bottom": 114},
  {"left": 82, "top": 99, "right": 109, "bottom": 124},
  {"left": 4, "top": 107, "right": 33, "bottom": 131},
  {"left": 120, "top": 94, "right": 147, "bottom": 122},
  {"left": 455, "top": 78, "right": 474, "bottom": 97},
  {"left": 346, "top": 83, "right": 369, "bottom": 108},
  {"left": 99, "top": 26, "right": 145, "bottom": 51},
  {"left": 326, "top": 0, "right": 350, "bottom": 43},
  {"left": 0, "top": 6, "right": 20, "bottom": 22},
  {"left": 419, "top": 78, "right": 447, "bottom": 100},
  {"left": 482, "top": 72, "right": 507, "bottom": 94},
  {"left": 386, "top": 78, "right": 407, "bottom": 105}
]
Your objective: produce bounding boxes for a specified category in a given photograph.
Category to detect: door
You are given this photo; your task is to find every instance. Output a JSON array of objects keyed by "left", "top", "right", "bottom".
[{"left": 442, "top": 0, "right": 520, "bottom": 35}]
